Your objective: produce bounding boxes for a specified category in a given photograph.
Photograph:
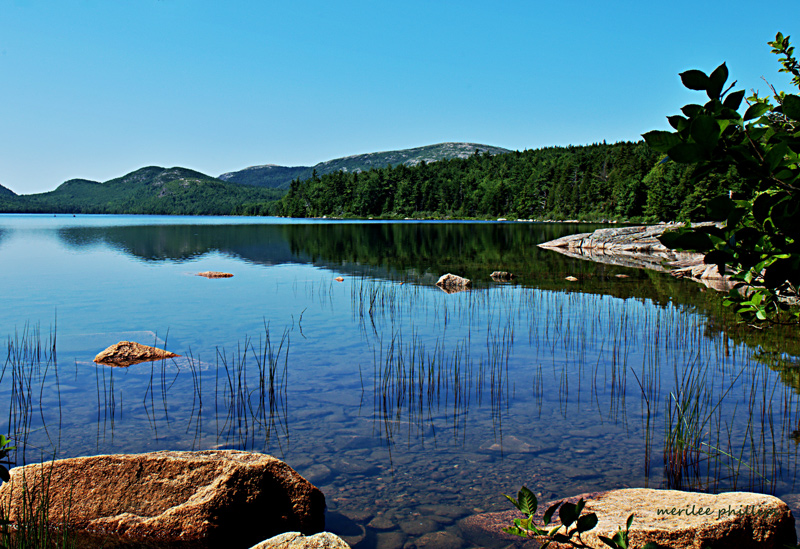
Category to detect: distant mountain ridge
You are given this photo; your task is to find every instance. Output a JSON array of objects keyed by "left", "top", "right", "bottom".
[
  {"left": 219, "top": 142, "right": 511, "bottom": 189},
  {"left": 0, "top": 166, "right": 283, "bottom": 215},
  {"left": 0, "top": 183, "right": 15, "bottom": 197}
]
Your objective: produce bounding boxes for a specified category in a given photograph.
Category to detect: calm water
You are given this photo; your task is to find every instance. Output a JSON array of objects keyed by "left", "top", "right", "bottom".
[{"left": 1, "top": 214, "right": 799, "bottom": 548}]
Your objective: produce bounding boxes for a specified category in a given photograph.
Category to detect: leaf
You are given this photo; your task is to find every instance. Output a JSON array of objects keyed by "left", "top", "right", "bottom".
[
  {"left": 559, "top": 502, "right": 579, "bottom": 528},
  {"left": 680, "top": 69, "right": 710, "bottom": 91},
  {"left": 598, "top": 535, "right": 619, "bottom": 549},
  {"left": 744, "top": 102, "right": 770, "bottom": 121},
  {"left": 783, "top": 94, "right": 800, "bottom": 120},
  {"left": 612, "top": 529, "right": 629, "bottom": 549},
  {"left": 705, "top": 250, "right": 732, "bottom": 270},
  {"left": 543, "top": 502, "right": 561, "bottom": 525},
  {"left": 626, "top": 513, "right": 634, "bottom": 530},
  {"left": 551, "top": 533, "right": 572, "bottom": 543},
  {"left": 576, "top": 512, "right": 599, "bottom": 533},
  {"left": 659, "top": 229, "right": 714, "bottom": 252},
  {"left": 690, "top": 115, "right": 721, "bottom": 151},
  {"left": 0, "top": 466, "right": 9, "bottom": 483},
  {"left": 517, "top": 486, "right": 538, "bottom": 516},
  {"left": 503, "top": 493, "right": 519, "bottom": 510},
  {"left": 764, "top": 143, "right": 789, "bottom": 171},
  {"left": 502, "top": 526, "right": 528, "bottom": 538},
  {"left": 707, "top": 62, "right": 728, "bottom": 99},
  {"left": 667, "top": 142, "right": 705, "bottom": 163},
  {"left": 667, "top": 115, "right": 688, "bottom": 130},
  {"left": 723, "top": 89, "right": 745, "bottom": 110},
  {"left": 681, "top": 104, "right": 704, "bottom": 117},
  {"left": 643, "top": 130, "right": 682, "bottom": 152},
  {"left": 753, "top": 192, "right": 778, "bottom": 223},
  {"left": 705, "top": 194, "right": 735, "bottom": 220}
]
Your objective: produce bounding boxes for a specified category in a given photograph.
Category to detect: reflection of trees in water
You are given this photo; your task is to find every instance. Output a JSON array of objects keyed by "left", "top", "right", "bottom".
[
  {"left": 54, "top": 221, "right": 800, "bottom": 357},
  {"left": 58, "top": 224, "right": 303, "bottom": 264}
]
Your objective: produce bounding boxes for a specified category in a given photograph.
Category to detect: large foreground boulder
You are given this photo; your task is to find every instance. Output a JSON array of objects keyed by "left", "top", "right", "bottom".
[
  {"left": 0, "top": 450, "right": 325, "bottom": 547},
  {"left": 460, "top": 488, "right": 795, "bottom": 549},
  {"left": 93, "top": 340, "right": 179, "bottom": 367}
]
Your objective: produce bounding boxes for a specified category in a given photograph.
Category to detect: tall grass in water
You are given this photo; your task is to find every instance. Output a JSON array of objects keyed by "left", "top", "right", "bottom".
[
  {"left": 523, "top": 289, "right": 800, "bottom": 494},
  {"left": 1, "top": 324, "right": 61, "bottom": 466},
  {"left": 212, "top": 324, "right": 290, "bottom": 452},
  {"left": 362, "top": 281, "right": 516, "bottom": 447}
]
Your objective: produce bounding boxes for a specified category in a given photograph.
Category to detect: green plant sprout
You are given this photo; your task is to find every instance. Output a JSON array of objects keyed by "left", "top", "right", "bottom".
[
  {"left": 503, "top": 486, "right": 659, "bottom": 549},
  {"left": 0, "top": 436, "right": 15, "bottom": 484}
]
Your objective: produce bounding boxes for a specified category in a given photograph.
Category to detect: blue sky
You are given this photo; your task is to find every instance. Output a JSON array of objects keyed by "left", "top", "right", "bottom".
[{"left": 0, "top": 1, "right": 794, "bottom": 194}]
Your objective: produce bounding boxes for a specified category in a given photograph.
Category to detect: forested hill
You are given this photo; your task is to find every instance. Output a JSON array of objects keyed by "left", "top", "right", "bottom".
[
  {"left": 0, "top": 166, "right": 284, "bottom": 215},
  {"left": 0, "top": 183, "right": 15, "bottom": 197},
  {"left": 278, "top": 141, "right": 744, "bottom": 221},
  {"left": 219, "top": 142, "right": 511, "bottom": 189}
]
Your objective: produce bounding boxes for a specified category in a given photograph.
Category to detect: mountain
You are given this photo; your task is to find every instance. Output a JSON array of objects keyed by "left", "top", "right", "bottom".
[
  {"left": 218, "top": 165, "right": 311, "bottom": 189},
  {"left": 0, "top": 167, "right": 283, "bottom": 215},
  {"left": 219, "top": 142, "right": 511, "bottom": 189},
  {"left": 0, "top": 183, "right": 16, "bottom": 197}
]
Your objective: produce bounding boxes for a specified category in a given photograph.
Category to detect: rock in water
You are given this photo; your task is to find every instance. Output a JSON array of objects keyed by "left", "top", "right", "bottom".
[
  {"left": 197, "top": 271, "right": 234, "bottom": 278},
  {"left": 93, "top": 341, "right": 179, "bottom": 367},
  {"left": 435, "top": 273, "right": 471, "bottom": 293},
  {"left": 490, "top": 271, "right": 514, "bottom": 281},
  {"left": 460, "top": 488, "right": 795, "bottom": 549},
  {"left": 250, "top": 532, "right": 350, "bottom": 548},
  {"left": 0, "top": 450, "right": 326, "bottom": 547}
]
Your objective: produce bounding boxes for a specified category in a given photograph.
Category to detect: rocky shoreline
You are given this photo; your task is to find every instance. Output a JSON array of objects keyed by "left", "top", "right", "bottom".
[{"left": 538, "top": 223, "right": 734, "bottom": 292}]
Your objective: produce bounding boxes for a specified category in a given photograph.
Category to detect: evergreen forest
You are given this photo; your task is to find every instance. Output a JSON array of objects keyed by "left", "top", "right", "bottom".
[{"left": 277, "top": 141, "right": 745, "bottom": 222}]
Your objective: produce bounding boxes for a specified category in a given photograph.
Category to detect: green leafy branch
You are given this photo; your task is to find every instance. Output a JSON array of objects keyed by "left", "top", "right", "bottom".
[{"left": 643, "top": 32, "right": 800, "bottom": 326}]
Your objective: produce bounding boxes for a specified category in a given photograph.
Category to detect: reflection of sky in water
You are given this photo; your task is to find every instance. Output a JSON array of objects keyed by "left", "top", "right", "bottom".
[{"left": 2, "top": 214, "right": 800, "bottom": 548}]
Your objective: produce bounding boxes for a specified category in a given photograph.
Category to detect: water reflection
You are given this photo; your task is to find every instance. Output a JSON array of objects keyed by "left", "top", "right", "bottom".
[
  {"left": 56, "top": 222, "right": 606, "bottom": 280},
  {"left": 4, "top": 218, "right": 800, "bottom": 548}
]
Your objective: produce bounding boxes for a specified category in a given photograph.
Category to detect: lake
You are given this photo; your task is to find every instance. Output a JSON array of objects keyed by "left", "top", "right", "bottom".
[{"left": 1, "top": 214, "right": 799, "bottom": 548}]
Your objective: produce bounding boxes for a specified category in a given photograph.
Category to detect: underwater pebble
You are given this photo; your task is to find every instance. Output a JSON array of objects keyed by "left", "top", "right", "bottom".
[
  {"left": 404, "top": 530, "right": 465, "bottom": 549},
  {"left": 417, "top": 504, "right": 469, "bottom": 519},
  {"left": 368, "top": 516, "right": 395, "bottom": 530},
  {"left": 301, "top": 464, "right": 332, "bottom": 484},
  {"left": 375, "top": 531, "right": 407, "bottom": 549},
  {"left": 399, "top": 518, "right": 439, "bottom": 536}
]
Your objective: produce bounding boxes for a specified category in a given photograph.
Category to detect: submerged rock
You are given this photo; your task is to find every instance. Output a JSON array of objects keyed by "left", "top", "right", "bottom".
[
  {"left": 251, "top": 531, "right": 350, "bottom": 548},
  {"left": 435, "top": 273, "right": 472, "bottom": 293},
  {"left": 460, "top": 488, "right": 795, "bottom": 549},
  {"left": 490, "top": 271, "right": 514, "bottom": 281},
  {"left": 197, "top": 271, "right": 234, "bottom": 278},
  {"left": 93, "top": 340, "right": 179, "bottom": 367},
  {"left": 0, "top": 450, "right": 326, "bottom": 547}
]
